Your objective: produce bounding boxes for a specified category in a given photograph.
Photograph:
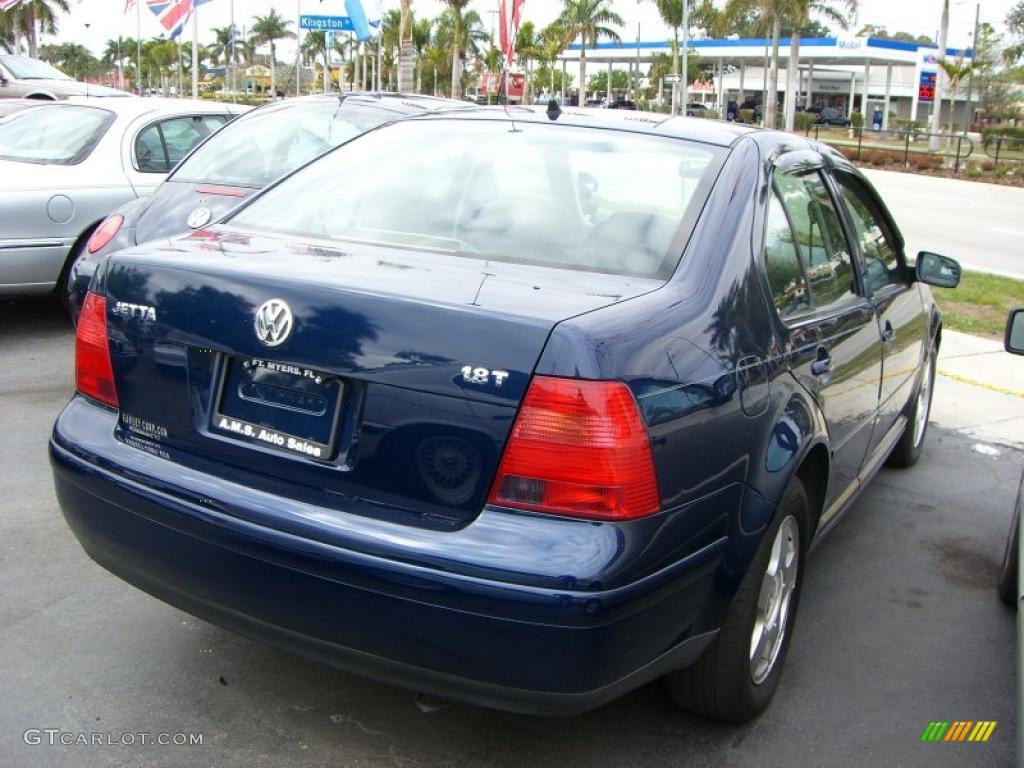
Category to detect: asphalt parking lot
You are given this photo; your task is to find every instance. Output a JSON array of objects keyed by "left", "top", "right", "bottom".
[{"left": 1, "top": 296, "right": 1018, "bottom": 768}]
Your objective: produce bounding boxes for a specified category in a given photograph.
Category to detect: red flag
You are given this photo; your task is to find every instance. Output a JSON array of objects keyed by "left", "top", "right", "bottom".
[
  {"left": 499, "top": 0, "right": 525, "bottom": 66},
  {"left": 498, "top": 0, "right": 509, "bottom": 64}
]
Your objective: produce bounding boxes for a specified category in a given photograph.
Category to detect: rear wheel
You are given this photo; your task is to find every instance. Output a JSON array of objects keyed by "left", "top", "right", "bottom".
[
  {"left": 888, "top": 344, "right": 936, "bottom": 468},
  {"left": 665, "top": 477, "right": 809, "bottom": 722},
  {"left": 998, "top": 505, "right": 1019, "bottom": 608},
  {"left": 55, "top": 225, "right": 97, "bottom": 321}
]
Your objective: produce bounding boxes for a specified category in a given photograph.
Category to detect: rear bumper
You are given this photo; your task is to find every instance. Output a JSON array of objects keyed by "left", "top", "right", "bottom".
[{"left": 50, "top": 402, "right": 728, "bottom": 716}]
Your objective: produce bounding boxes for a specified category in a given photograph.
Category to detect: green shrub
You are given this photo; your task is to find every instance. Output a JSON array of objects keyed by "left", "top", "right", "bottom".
[
  {"left": 794, "top": 112, "right": 817, "bottom": 133},
  {"left": 966, "top": 164, "right": 983, "bottom": 178},
  {"left": 981, "top": 125, "right": 1024, "bottom": 150},
  {"left": 850, "top": 111, "right": 865, "bottom": 129},
  {"left": 737, "top": 108, "right": 755, "bottom": 124},
  {"left": 699, "top": 108, "right": 720, "bottom": 119}
]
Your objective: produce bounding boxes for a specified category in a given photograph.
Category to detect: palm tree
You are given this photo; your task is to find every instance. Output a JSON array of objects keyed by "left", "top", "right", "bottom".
[
  {"left": 397, "top": 0, "right": 415, "bottom": 92},
  {"left": 442, "top": 0, "right": 471, "bottom": 99},
  {"left": 210, "top": 25, "right": 238, "bottom": 68},
  {"left": 725, "top": 0, "right": 787, "bottom": 127},
  {"left": 0, "top": 13, "right": 15, "bottom": 54},
  {"left": 301, "top": 31, "right": 332, "bottom": 93},
  {"left": 434, "top": 7, "right": 487, "bottom": 97},
  {"left": 412, "top": 17, "right": 433, "bottom": 92},
  {"left": 39, "top": 42, "right": 97, "bottom": 81},
  {"left": 4, "top": 0, "right": 70, "bottom": 59},
  {"left": 422, "top": 44, "right": 447, "bottom": 96},
  {"left": 645, "top": 1, "right": 684, "bottom": 110},
  {"left": 939, "top": 56, "right": 973, "bottom": 134},
  {"left": 515, "top": 20, "right": 544, "bottom": 101},
  {"left": 250, "top": 9, "right": 295, "bottom": 97},
  {"left": 238, "top": 37, "right": 257, "bottom": 68},
  {"left": 558, "top": 0, "right": 624, "bottom": 105},
  {"left": 782, "top": 0, "right": 857, "bottom": 131}
]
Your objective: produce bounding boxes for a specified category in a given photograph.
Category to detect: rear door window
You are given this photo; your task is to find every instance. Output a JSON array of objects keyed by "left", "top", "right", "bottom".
[{"left": 134, "top": 114, "right": 227, "bottom": 173}]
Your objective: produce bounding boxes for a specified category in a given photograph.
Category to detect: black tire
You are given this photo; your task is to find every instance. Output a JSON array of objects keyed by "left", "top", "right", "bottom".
[
  {"left": 887, "top": 343, "right": 937, "bottom": 468},
  {"left": 55, "top": 225, "right": 97, "bottom": 322},
  {"left": 665, "top": 477, "right": 809, "bottom": 723},
  {"left": 998, "top": 505, "right": 1019, "bottom": 608}
]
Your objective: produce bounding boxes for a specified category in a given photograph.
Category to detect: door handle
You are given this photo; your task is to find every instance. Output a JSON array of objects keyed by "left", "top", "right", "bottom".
[
  {"left": 881, "top": 321, "right": 895, "bottom": 344},
  {"left": 810, "top": 347, "right": 832, "bottom": 377}
]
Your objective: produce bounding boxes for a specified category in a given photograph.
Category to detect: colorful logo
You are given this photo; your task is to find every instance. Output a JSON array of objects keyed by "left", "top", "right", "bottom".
[{"left": 921, "top": 721, "right": 997, "bottom": 742}]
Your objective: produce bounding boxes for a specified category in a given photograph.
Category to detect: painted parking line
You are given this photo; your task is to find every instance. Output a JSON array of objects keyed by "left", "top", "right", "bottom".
[{"left": 938, "top": 369, "right": 1024, "bottom": 398}]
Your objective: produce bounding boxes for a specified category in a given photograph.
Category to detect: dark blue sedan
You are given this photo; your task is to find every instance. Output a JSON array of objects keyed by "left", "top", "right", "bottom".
[
  {"left": 66, "top": 92, "right": 464, "bottom": 320},
  {"left": 51, "top": 106, "right": 961, "bottom": 721}
]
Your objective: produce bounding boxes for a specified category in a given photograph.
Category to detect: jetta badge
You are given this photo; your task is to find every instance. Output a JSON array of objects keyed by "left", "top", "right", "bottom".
[
  {"left": 254, "top": 299, "right": 294, "bottom": 348},
  {"left": 187, "top": 207, "right": 212, "bottom": 229}
]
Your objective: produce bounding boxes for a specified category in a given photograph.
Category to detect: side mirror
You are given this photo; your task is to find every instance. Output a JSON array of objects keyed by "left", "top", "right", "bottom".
[
  {"left": 1007, "top": 309, "right": 1024, "bottom": 356},
  {"left": 916, "top": 251, "right": 961, "bottom": 289}
]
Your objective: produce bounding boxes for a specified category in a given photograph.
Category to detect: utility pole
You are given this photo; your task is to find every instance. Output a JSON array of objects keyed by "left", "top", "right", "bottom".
[
  {"left": 230, "top": 0, "right": 236, "bottom": 96},
  {"left": 296, "top": 0, "right": 302, "bottom": 96},
  {"left": 928, "top": 0, "right": 949, "bottom": 151},
  {"left": 84, "top": 23, "right": 91, "bottom": 96},
  {"left": 962, "top": 2, "right": 980, "bottom": 133},
  {"left": 136, "top": 0, "right": 142, "bottom": 95},
  {"left": 191, "top": 8, "right": 199, "bottom": 98},
  {"left": 677, "top": 0, "right": 688, "bottom": 115},
  {"left": 634, "top": 0, "right": 641, "bottom": 103}
]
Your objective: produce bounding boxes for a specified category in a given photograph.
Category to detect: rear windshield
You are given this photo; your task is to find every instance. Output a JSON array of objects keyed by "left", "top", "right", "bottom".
[
  {"left": 228, "top": 118, "right": 725, "bottom": 278},
  {"left": 0, "top": 104, "right": 113, "bottom": 165},
  {"left": 171, "top": 99, "right": 408, "bottom": 188}
]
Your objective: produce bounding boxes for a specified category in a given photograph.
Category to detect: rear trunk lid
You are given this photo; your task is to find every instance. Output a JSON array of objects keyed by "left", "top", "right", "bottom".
[{"left": 99, "top": 227, "right": 661, "bottom": 529}]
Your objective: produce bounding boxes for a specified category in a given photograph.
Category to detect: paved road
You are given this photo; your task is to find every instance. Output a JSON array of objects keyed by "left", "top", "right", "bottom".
[
  {"left": 0, "top": 297, "right": 1018, "bottom": 768},
  {"left": 862, "top": 169, "right": 1024, "bottom": 279}
]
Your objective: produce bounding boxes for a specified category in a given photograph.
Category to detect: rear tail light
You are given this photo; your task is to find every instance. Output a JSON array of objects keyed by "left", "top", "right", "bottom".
[
  {"left": 488, "top": 376, "right": 659, "bottom": 521},
  {"left": 86, "top": 215, "right": 124, "bottom": 254},
  {"left": 75, "top": 292, "right": 119, "bottom": 409}
]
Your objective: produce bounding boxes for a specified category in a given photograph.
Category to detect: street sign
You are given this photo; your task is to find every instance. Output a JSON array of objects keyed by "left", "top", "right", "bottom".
[
  {"left": 300, "top": 15, "right": 354, "bottom": 32},
  {"left": 664, "top": 75, "right": 681, "bottom": 83}
]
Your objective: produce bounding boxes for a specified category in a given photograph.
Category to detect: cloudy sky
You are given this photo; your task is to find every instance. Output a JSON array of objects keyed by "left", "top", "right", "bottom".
[{"left": 41, "top": 0, "right": 1021, "bottom": 59}]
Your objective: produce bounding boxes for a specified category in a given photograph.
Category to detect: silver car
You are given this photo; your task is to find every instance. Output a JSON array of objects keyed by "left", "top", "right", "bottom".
[
  {"left": 0, "top": 96, "right": 248, "bottom": 297},
  {"left": 0, "top": 55, "right": 128, "bottom": 100}
]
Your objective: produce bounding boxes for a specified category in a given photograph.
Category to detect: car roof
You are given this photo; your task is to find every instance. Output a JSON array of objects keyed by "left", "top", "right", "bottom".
[
  {"left": 48, "top": 96, "right": 250, "bottom": 118},
  {"left": 241, "top": 91, "right": 469, "bottom": 119},
  {"left": 404, "top": 105, "right": 760, "bottom": 148}
]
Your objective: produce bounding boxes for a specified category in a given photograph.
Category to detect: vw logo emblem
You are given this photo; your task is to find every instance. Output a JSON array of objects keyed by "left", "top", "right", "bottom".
[
  {"left": 187, "top": 207, "right": 212, "bottom": 229},
  {"left": 254, "top": 299, "right": 294, "bottom": 348}
]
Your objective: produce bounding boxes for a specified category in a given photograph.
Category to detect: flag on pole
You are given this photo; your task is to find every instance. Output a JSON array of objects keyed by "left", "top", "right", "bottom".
[
  {"left": 147, "top": 0, "right": 213, "bottom": 41},
  {"left": 124, "top": 0, "right": 136, "bottom": 13},
  {"left": 499, "top": 0, "right": 525, "bottom": 66},
  {"left": 147, "top": 0, "right": 194, "bottom": 38}
]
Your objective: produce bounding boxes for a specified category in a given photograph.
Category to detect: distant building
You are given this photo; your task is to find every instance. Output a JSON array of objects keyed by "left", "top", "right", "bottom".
[{"left": 559, "top": 36, "right": 975, "bottom": 128}]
